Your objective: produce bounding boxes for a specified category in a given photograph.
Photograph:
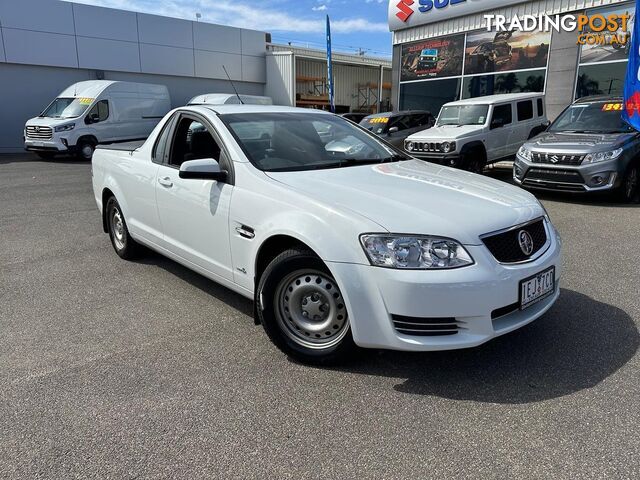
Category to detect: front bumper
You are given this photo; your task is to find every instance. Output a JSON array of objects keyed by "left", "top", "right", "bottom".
[
  {"left": 514, "top": 153, "right": 624, "bottom": 193},
  {"left": 24, "top": 137, "right": 72, "bottom": 153},
  {"left": 411, "top": 152, "right": 461, "bottom": 167},
  {"left": 327, "top": 222, "right": 562, "bottom": 352}
]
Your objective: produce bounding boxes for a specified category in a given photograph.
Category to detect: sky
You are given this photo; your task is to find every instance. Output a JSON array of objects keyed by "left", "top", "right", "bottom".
[{"left": 67, "top": 0, "right": 393, "bottom": 58}]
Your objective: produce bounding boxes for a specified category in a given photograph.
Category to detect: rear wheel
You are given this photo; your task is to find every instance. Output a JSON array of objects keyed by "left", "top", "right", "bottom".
[
  {"left": 77, "top": 139, "right": 96, "bottom": 161},
  {"left": 106, "top": 197, "right": 141, "bottom": 259},
  {"left": 618, "top": 164, "right": 639, "bottom": 203},
  {"left": 257, "top": 248, "right": 355, "bottom": 365}
]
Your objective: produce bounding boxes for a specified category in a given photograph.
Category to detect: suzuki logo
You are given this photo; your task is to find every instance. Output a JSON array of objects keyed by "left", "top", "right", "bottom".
[
  {"left": 550, "top": 155, "right": 560, "bottom": 164},
  {"left": 396, "top": 0, "right": 414, "bottom": 22}
]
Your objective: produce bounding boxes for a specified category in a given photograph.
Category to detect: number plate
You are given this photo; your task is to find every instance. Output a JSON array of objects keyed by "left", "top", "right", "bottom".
[{"left": 519, "top": 267, "right": 555, "bottom": 310}]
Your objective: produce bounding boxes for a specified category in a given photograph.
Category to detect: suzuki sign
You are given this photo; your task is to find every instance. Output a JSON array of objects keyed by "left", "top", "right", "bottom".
[{"left": 389, "top": 0, "right": 528, "bottom": 31}]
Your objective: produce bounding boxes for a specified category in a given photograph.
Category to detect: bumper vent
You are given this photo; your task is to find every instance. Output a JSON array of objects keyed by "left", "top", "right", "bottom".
[
  {"left": 531, "top": 153, "right": 584, "bottom": 165},
  {"left": 482, "top": 219, "right": 548, "bottom": 264},
  {"left": 26, "top": 126, "right": 53, "bottom": 140},
  {"left": 391, "top": 315, "right": 460, "bottom": 336},
  {"left": 526, "top": 168, "right": 584, "bottom": 184}
]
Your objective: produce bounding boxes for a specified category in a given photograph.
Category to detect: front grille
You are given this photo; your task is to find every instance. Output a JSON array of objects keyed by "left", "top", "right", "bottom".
[
  {"left": 523, "top": 179, "right": 586, "bottom": 192},
  {"left": 26, "top": 126, "right": 53, "bottom": 140},
  {"left": 482, "top": 219, "right": 548, "bottom": 264},
  {"left": 391, "top": 315, "right": 460, "bottom": 336},
  {"left": 526, "top": 168, "right": 584, "bottom": 184},
  {"left": 410, "top": 142, "right": 443, "bottom": 153},
  {"left": 531, "top": 152, "right": 584, "bottom": 165}
]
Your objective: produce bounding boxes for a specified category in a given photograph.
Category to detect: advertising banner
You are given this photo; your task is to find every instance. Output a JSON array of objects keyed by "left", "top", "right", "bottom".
[
  {"left": 580, "top": 3, "right": 635, "bottom": 65},
  {"left": 400, "top": 34, "right": 465, "bottom": 82},
  {"left": 464, "top": 30, "right": 551, "bottom": 75},
  {"left": 623, "top": 0, "right": 640, "bottom": 130},
  {"left": 326, "top": 15, "right": 335, "bottom": 113}
]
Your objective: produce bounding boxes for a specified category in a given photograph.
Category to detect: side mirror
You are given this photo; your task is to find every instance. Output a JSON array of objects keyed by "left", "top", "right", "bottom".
[
  {"left": 179, "top": 158, "right": 228, "bottom": 182},
  {"left": 490, "top": 118, "right": 504, "bottom": 130},
  {"left": 388, "top": 126, "right": 399, "bottom": 134}
]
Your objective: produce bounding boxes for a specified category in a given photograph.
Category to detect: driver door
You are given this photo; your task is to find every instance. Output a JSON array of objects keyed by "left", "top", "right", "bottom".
[
  {"left": 154, "top": 112, "right": 234, "bottom": 281},
  {"left": 486, "top": 103, "right": 513, "bottom": 161}
]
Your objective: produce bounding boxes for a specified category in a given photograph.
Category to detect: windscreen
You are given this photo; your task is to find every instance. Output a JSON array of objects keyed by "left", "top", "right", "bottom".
[
  {"left": 221, "top": 112, "right": 408, "bottom": 172},
  {"left": 40, "top": 97, "right": 94, "bottom": 119},
  {"left": 437, "top": 105, "right": 489, "bottom": 126},
  {"left": 359, "top": 115, "right": 392, "bottom": 135},
  {"left": 549, "top": 101, "right": 633, "bottom": 134}
]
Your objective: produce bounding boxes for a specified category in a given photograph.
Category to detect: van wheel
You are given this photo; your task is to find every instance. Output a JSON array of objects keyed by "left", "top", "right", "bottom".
[
  {"left": 618, "top": 164, "right": 639, "bottom": 203},
  {"left": 106, "top": 197, "right": 140, "bottom": 259},
  {"left": 77, "top": 140, "right": 96, "bottom": 161},
  {"left": 257, "top": 248, "right": 356, "bottom": 365}
]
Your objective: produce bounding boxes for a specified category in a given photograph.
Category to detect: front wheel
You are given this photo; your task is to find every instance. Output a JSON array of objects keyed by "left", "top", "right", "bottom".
[
  {"left": 76, "top": 139, "right": 96, "bottom": 161},
  {"left": 257, "top": 248, "right": 356, "bottom": 365},
  {"left": 461, "top": 150, "right": 486, "bottom": 174},
  {"left": 618, "top": 165, "right": 639, "bottom": 203}
]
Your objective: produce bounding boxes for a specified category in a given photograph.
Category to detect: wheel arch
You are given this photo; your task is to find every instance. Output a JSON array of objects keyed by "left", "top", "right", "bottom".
[
  {"left": 254, "top": 234, "right": 320, "bottom": 289},
  {"left": 460, "top": 140, "right": 487, "bottom": 161},
  {"left": 77, "top": 134, "right": 98, "bottom": 147}
]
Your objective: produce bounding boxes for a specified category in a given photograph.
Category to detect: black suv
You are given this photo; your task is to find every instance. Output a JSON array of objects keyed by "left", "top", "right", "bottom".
[{"left": 360, "top": 111, "right": 435, "bottom": 148}]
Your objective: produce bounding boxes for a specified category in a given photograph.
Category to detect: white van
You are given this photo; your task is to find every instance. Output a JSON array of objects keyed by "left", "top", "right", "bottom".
[
  {"left": 24, "top": 81, "right": 171, "bottom": 160},
  {"left": 404, "top": 93, "right": 548, "bottom": 173},
  {"left": 188, "top": 93, "right": 273, "bottom": 106}
]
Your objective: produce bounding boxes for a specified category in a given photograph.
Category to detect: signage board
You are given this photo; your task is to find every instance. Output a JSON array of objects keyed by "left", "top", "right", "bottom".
[{"left": 389, "top": 0, "right": 528, "bottom": 31}]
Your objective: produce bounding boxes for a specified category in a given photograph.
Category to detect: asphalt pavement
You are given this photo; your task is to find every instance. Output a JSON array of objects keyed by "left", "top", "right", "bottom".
[{"left": 1, "top": 155, "right": 639, "bottom": 479}]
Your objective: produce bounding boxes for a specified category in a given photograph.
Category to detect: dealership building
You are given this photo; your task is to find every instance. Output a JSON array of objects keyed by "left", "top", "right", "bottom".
[
  {"left": 389, "top": 0, "right": 634, "bottom": 120},
  {"left": 0, "top": 0, "right": 390, "bottom": 153}
]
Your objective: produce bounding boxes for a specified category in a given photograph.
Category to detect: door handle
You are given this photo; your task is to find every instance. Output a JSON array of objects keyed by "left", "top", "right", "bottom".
[{"left": 158, "top": 177, "right": 173, "bottom": 188}]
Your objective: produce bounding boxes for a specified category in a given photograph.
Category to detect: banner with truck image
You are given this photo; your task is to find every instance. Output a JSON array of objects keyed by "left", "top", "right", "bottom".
[{"left": 400, "top": 34, "right": 465, "bottom": 82}]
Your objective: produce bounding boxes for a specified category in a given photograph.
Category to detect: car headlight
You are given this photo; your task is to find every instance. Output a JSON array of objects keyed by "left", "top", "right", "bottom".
[
  {"left": 517, "top": 145, "right": 532, "bottom": 161},
  {"left": 405, "top": 141, "right": 415, "bottom": 152},
  {"left": 54, "top": 123, "right": 75, "bottom": 132},
  {"left": 441, "top": 141, "right": 455, "bottom": 153},
  {"left": 360, "top": 234, "right": 474, "bottom": 270},
  {"left": 583, "top": 148, "right": 623, "bottom": 164}
]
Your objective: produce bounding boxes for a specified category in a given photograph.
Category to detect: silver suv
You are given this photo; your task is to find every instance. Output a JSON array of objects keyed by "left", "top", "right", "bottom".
[{"left": 514, "top": 95, "right": 639, "bottom": 203}]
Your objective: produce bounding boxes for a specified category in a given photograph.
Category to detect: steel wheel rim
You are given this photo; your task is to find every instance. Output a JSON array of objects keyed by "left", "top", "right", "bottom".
[
  {"left": 275, "top": 270, "right": 349, "bottom": 350},
  {"left": 111, "top": 208, "right": 125, "bottom": 250},
  {"left": 82, "top": 144, "right": 93, "bottom": 159},
  {"left": 626, "top": 168, "right": 637, "bottom": 199}
]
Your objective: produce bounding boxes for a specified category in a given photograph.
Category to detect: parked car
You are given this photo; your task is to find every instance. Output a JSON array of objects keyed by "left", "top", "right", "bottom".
[
  {"left": 188, "top": 93, "right": 273, "bottom": 106},
  {"left": 24, "top": 81, "right": 171, "bottom": 160},
  {"left": 341, "top": 112, "right": 369, "bottom": 124},
  {"left": 514, "top": 95, "right": 639, "bottom": 203},
  {"left": 405, "top": 93, "right": 548, "bottom": 173},
  {"left": 92, "top": 105, "right": 561, "bottom": 364},
  {"left": 360, "top": 110, "right": 435, "bottom": 148}
]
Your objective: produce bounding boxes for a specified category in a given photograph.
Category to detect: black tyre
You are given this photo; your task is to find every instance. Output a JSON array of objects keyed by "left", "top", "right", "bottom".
[
  {"left": 106, "top": 197, "right": 141, "bottom": 260},
  {"left": 461, "top": 149, "right": 486, "bottom": 174},
  {"left": 256, "top": 248, "right": 356, "bottom": 365},
  {"left": 36, "top": 152, "right": 56, "bottom": 160},
  {"left": 76, "top": 139, "right": 96, "bottom": 161},
  {"left": 618, "top": 164, "right": 639, "bottom": 203}
]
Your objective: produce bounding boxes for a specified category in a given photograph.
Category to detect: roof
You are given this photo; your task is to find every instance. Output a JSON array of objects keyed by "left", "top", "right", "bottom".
[
  {"left": 444, "top": 93, "right": 544, "bottom": 106},
  {"left": 188, "top": 93, "right": 273, "bottom": 106},
  {"left": 268, "top": 44, "right": 391, "bottom": 68},
  {"left": 574, "top": 95, "right": 623, "bottom": 104},
  {"left": 364, "top": 110, "right": 432, "bottom": 119},
  {"left": 195, "top": 105, "right": 334, "bottom": 116}
]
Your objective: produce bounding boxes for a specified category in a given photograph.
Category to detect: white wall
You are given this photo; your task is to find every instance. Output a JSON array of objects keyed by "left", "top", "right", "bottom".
[{"left": 0, "top": 0, "right": 267, "bottom": 83}]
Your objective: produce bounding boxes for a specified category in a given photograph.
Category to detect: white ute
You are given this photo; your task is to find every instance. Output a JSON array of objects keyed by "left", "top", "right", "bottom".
[
  {"left": 405, "top": 93, "right": 548, "bottom": 173},
  {"left": 25, "top": 81, "right": 171, "bottom": 160},
  {"left": 92, "top": 105, "right": 562, "bottom": 364}
]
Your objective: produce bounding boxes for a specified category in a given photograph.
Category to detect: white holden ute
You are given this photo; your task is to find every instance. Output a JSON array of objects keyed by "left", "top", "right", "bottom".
[
  {"left": 404, "top": 93, "right": 549, "bottom": 173},
  {"left": 92, "top": 105, "right": 562, "bottom": 364}
]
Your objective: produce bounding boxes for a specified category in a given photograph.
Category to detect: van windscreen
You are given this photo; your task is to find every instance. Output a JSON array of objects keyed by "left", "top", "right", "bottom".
[{"left": 41, "top": 97, "right": 94, "bottom": 119}]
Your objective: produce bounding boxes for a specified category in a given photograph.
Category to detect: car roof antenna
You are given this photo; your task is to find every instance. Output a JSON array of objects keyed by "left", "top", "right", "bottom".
[{"left": 222, "top": 65, "right": 244, "bottom": 105}]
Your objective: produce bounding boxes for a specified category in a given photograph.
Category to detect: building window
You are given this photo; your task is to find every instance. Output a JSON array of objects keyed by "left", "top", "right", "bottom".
[
  {"left": 462, "top": 69, "right": 546, "bottom": 99},
  {"left": 575, "top": 62, "right": 629, "bottom": 99},
  {"left": 399, "top": 78, "right": 462, "bottom": 115}
]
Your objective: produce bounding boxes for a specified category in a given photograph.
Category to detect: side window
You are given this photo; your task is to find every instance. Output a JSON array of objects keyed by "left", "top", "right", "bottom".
[
  {"left": 411, "top": 114, "right": 429, "bottom": 128},
  {"left": 517, "top": 100, "right": 534, "bottom": 121},
  {"left": 87, "top": 100, "right": 109, "bottom": 124},
  {"left": 492, "top": 104, "right": 513, "bottom": 127},
  {"left": 152, "top": 116, "right": 174, "bottom": 164},
  {"left": 537, "top": 98, "right": 544, "bottom": 117},
  {"left": 389, "top": 115, "right": 411, "bottom": 132},
  {"left": 168, "top": 117, "right": 222, "bottom": 168}
]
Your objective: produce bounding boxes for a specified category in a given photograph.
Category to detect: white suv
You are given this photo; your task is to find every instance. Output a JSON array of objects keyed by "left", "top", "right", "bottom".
[{"left": 404, "top": 93, "right": 548, "bottom": 173}]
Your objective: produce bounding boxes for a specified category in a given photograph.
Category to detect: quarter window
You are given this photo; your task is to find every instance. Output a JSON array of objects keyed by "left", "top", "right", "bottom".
[
  {"left": 517, "top": 100, "right": 534, "bottom": 121},
  {"left": 153, "top": 116, "right": 174, "bottom": 164}
]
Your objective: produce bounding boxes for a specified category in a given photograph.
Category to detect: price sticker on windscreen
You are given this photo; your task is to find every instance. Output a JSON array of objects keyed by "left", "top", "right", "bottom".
[
  {"left": 602, "top": 103, "right": 623, "bottom": 111},
  {"left": 78, "top": 97, "right": 94, "bottom": 105}
]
